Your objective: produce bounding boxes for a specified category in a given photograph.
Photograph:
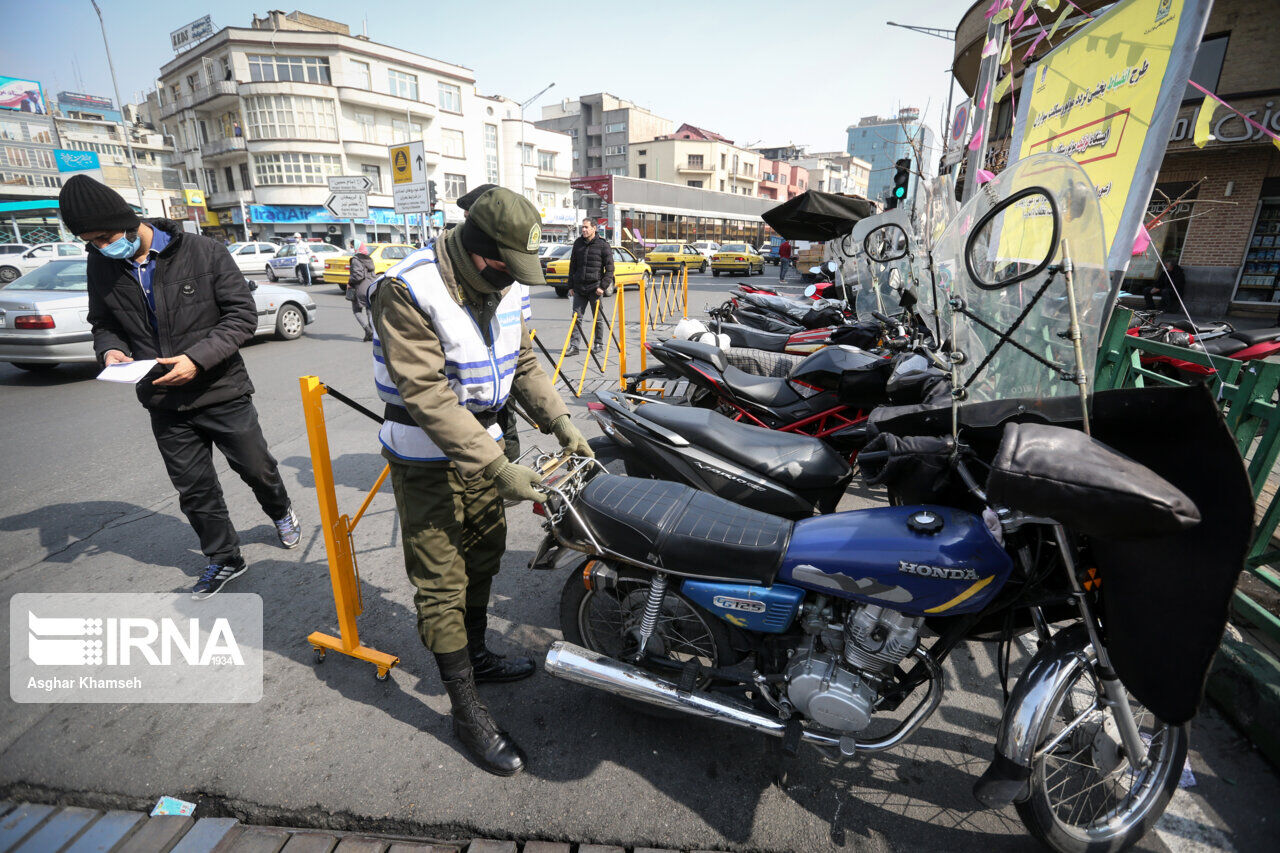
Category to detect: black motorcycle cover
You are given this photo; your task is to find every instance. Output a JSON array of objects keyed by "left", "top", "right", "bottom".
[{"left": 864, "top": 385, "right": 1253, "bottom": 725}]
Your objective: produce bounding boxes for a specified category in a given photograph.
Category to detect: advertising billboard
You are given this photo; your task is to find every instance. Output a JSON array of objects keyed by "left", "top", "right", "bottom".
[{"left": 0, "top": 76, "right": 47, "bottom": 114}]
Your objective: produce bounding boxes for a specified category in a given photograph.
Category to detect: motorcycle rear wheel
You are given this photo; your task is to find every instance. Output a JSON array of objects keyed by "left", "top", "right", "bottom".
[
  {"left": 559, "top": 563, "right": 735, "bottom": 716},
  {"left": 1016, "top": 653, "right": 1188, "bottom": 853}
]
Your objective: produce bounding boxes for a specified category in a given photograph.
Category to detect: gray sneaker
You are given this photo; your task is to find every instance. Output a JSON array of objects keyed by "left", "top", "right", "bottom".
[
  {"left": 192, "top": 557, "right": 247, "bottom": 600},
  {"left": 274, "top": 506, "right": 301, "bottom": 549}
]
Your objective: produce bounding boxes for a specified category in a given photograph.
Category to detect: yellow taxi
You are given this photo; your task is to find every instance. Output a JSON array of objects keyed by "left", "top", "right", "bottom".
[
  {"left": 546, "top": 245, "right": 652, "bottom": 298},
  {"left": 644, "top": 241, "right": 708, "bottom": 274},
  {"left": 711, "top": 243, "right": 765, "bottom": 277},
  {"left": 323, "top": 243, "right": 416, "bottom": 289}
]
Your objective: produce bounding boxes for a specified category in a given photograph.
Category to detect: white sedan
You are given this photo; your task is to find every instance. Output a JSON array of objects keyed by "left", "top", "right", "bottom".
[
  {"left": 226, "top": 241, "right": 279, "bottom": 273},
  {"left": 0, "top": 259, "right": 317, "bottom": 371},
  {"left": 0, "top": 242, "right": 86, "bottom": 284}
]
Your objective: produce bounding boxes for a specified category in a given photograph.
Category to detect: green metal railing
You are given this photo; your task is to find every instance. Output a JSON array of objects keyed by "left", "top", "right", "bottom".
[{"left": 1095, "top": 308, "right": 1280, "bottom": 643}]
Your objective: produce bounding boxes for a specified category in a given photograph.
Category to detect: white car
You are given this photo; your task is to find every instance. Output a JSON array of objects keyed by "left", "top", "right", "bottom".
[
  {"left": 265, "top": 242, "right": 344, "bottom": 283},
  {"left": 226, "top": 241, "right": 279, "bottom": 273},
  {"left": 688, "top": 240, "right": 720, "bottom": 261},
  {"left": 0, "top": 259, "right": 317, "bottom": 371},
  {"left": 0, "top": 242, "right": 86, "bottom": 284}
]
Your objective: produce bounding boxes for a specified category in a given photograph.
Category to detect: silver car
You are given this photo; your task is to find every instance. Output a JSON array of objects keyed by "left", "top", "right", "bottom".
[{"left": 0, "top": 259, "right": 318, "bottom": 372}]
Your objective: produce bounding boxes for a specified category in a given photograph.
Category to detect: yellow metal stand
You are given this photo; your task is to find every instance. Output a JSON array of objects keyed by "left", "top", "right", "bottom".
[
  {"left": 299, "top": 375, "right": 400, "bottom": 681},
  {"left": 616, "top": 287, "right": 628, "bottom": 390},
  {"left": 682, "top": 265, "right": 689, "bottom": 319}
]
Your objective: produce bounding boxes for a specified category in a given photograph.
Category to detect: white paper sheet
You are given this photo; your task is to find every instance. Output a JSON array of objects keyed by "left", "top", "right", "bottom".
[{"left": 96, "top": 359, "right": 159, "bottom": 384}]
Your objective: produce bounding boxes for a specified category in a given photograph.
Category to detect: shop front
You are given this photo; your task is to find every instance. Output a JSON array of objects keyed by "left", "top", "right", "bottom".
[{"left": 244, "top": 204, "right": 415, "bottom": 245}]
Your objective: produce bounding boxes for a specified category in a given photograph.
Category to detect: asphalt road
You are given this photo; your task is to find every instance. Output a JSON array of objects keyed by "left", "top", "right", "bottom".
[{"left": 0, "top": 267, "right": 1276, "bottom": 851}]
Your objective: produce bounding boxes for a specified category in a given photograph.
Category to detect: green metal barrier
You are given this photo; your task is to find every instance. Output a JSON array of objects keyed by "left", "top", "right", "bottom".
[{"left": 1095, "top": 307, "right": 1280, "bottom": 643}]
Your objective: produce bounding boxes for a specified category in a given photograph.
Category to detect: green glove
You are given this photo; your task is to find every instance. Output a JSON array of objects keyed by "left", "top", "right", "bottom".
[
  {"left": 485, "top": 457, "right": 548, "bottom": 503},
  {"left": 550, "top": 414, "right": 594, "bottom": 458}
]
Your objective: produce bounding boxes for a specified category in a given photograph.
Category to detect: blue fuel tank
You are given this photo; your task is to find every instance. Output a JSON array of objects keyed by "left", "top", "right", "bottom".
[{"left": 778, "top": 505, "right": 1014, "bottom": 617}]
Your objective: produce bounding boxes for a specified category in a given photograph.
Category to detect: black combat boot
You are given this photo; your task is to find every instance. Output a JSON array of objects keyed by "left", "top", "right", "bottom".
[
  {"left": 465, "top": 605, "right": 535, "bottom": 683},
  {"left": 435, "top": 648, "right": 526, "bottom": 776}
]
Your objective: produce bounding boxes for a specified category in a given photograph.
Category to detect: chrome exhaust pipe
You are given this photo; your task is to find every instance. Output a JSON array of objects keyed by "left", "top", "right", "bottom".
[{"left": 545, "top": 641, "right": 942, "bottom": 753}]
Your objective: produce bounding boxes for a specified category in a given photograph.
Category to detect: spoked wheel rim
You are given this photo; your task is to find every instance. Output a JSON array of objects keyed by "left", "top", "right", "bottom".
[
  {"left": 576, "top": 576, "right": 721, "bottom": 678},
  {"left": 1029, "top": 653, "right": 1186, "bottom": 845}
]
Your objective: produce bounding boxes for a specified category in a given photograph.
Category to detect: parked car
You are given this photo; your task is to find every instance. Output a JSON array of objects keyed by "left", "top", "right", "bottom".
[
  {"left": 0, "top": 244, "right": 31, "bottom": 256},
  {"left": 545, "top": 246, "right": 652, "bottom": 298},
  {"left": 688, "top": 240, "right": 720, "bottom": 262},
  {"left": 710, "top": 242, "right": 765, "bottom": 277},
  {"left": 644, "top": 242, "right": 708, "bottom": 274},
  {"left": 0, "top": 242, "right": 86, "bottom": 284},
  {"left": 540, "top": 243, "right": 572, "bottom": 275},
  {"left": 323, "top": 243, "right": 416, "bottom": 288},
  {"left": 226, "top": 241, "right": 279, "bottom": 273},
  {"left": 0, "top": 259, "right": 317, "bottom": 371},
  {"left": 265, "top": 241, "right": 343, "bottom": 283}
]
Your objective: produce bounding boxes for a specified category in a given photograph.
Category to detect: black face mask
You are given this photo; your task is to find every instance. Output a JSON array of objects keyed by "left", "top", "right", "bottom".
[{"left": 479, "top": 260, "right": 515, "bottom": 289}]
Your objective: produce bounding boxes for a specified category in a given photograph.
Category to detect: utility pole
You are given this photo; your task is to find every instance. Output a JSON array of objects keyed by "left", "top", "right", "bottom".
[
  {"left": 91, "top": 0, "right": 148, "bottom": 216},
  {"left": 519, "top": 83, "right": 554, "bottom": 200},
  {"left": 885, "top": 21, "right": 955, "bottom": 40}
]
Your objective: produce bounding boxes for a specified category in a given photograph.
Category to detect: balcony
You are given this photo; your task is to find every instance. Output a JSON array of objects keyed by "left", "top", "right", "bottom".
[
  {"left": 678, "top": 163, "right": 712, "bottom": 174},
  {"left": 158, "top": 93, "right": 193, "bottom": 118},
  {"left": 587, "top": 124, "right": 603, "bottom": 135},
  {"left": 335, "top": 85, "right": 436, "bottom": 119},
  {"left": 535, "top": 170, "right": 571, "bottom": 183},
  {"left": 207, "top": 189, "right": 253, "bottom": 209},
  {"left": 201, "top": 137, "right": 247, "bottom": 159},
  {"left": 191, "top": 80, "right": 239, "bottom": 109},
  {"left": 587, "top": 146, "right": 602, "bottom": 158}
]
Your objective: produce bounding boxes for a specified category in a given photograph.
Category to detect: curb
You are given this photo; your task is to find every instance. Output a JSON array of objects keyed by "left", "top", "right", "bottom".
[{"left": 1205, "top": 632, "right": 1280, "bottom": 769}]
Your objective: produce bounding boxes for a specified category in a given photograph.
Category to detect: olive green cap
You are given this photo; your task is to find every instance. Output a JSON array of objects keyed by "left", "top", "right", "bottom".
[{"left": 465, "top": 186, "right": 544, "bottom": 286}]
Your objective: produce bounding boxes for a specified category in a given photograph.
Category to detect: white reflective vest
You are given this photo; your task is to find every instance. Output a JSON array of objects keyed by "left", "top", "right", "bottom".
[{"left": 370, "top": 247, "right": 528, "bottom": 462}]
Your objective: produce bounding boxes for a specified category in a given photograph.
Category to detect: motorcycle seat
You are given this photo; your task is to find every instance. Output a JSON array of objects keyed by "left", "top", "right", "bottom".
[
  {"left": 663, "top": 338, "right": 729, "bottom": 371},
  {"left": 722, "top": 365, "right": 804, "bottom": 407},
  {"left": 635, "top": 402, "right": 852, "bottom": 491},
  {"left": 572, "top": 474, "right": 793, "bottom": 584},
  {"left": 1229, "top": 327, "right": 1280, "bottom": 346},
  {"left": 718, "top": 322, "right": 793, "bottom": 351},
  {"left": 1198, "top": 337, "right": 1242, "bottom": 356}
]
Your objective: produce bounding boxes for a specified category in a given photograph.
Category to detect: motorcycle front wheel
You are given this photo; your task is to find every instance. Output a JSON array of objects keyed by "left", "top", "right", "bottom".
[
  {"left": 1017, "top": 653, "right": 1189, "bottom": 853},
  {"left": 559, "top": 563, "right": 735, "bottom": 713}
]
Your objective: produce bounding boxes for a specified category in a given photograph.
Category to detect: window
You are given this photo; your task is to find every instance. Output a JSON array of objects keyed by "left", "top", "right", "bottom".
[
  {"left": 224, "top": 166, "right": 235, "bottom": 191},
  {"left": 442, "top": 128, "right": 465, "bottom": 158},
  {"left": 253, "top": 152, "right": 342, "bottom": 185},
  {"left": 349, "top": 60, "right": 371, "bottom": 90},
  {"left": 520, "top": 143, "right": 534, "bottom": 165},
  {"left": 391, "top": 118, "right": 422, "bottom": 143},
  {"left": 720, "top": 153, "right": 726, "bottom": 169},
  {"left": 606, "top": 167, "right": 626, "bottom": 176},
  {"left": 186, "top": 72, "right": 200, "bottom": 92},
  {"left": 538, "top": 151, "right": 556, "bottom": 173},
  {"left": 239, "top": 162, "right": 251, "bottom": 188},
  {"left": 687, "top": 154, "right": 703, "bottom": 169},
  {"left": 247, "top": 55, "right": 331, "bottom": 84},
  {"left": 204, "top": 169, "right": 218, "bottom": 194},
  {"left": 687, "top": 180, "right": 702, "bottom": 188},
  {"left": 354, "top": 111, "right": 376, "bottom": 143},
  {"left": 523, "top": 188, "right": 534, "bottom": 201},
  {"left": 381, "top": 246, "right": 412, "bottom": 260},
  {"left": 388, "top": 69, "right": 419, "bottom": 100},
  {"left": 244, "top": 95, "right": 337, "bottom": 140},
  {"left": 361, "top": 163, "right": 382, "bottom": 193},
  {"left": 637, "top": 148, "right": 646, "bottom": 156},
  {"left": 638, "top": 164, "right": 647, "bottom": 179},
  {"left": 605, "top": 144, "right": 626, "bottom": 156},
  {"left": 537, "top": 191, "right": 555, "bottom": 208},
  {"left": 484, "top": 124, "right": 499, "bottom": 184},
  {"left": 1185, "top": 35, "right": 1229, "bottom": 101},
  {"left": 438, "top": 82, "right": 462, "bottom": 112},
  {"left": 605, "top": 122, "right": 625, "bottom": 133},
  {"left": 443, "top": 173, "right": 467, "bottom": 198},
  {"left": 572, "top": 150, "right": 579, "bottom": 159}
]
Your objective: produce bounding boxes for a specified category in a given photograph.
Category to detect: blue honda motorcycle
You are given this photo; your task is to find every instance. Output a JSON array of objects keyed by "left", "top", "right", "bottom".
[{"left": 533, "top": 157, "right": 1254, "bottom": 852}]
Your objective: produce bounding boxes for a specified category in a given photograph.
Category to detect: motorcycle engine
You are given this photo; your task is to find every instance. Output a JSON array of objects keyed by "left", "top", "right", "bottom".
[{"left": 785, "top": 603, "right": 923, "bottom": 733}]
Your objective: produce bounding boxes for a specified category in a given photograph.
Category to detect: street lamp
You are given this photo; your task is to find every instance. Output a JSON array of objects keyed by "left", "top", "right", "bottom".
[
  {"left": 519, "top": 82, "right": 555, "bottom": 201},
  {"left": 90, "top": 0, "right": 148, "bottom": 217}
]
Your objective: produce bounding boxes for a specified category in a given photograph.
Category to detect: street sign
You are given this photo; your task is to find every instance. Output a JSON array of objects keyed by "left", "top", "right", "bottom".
[
  {"left": 324, "top": 192, "right": 369, "bottom": 219},
  {"left": 389, "top": 141, "right": 428, "bottom": 213},
  {"left": 183, "top": 188, "right": 206, "bottom": 207},
  {"left": 327, "top": 175, "right": 374, "bottom": 193}
]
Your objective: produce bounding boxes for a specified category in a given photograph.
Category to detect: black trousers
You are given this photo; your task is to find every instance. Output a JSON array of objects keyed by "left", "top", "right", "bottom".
[
  {"left": 149, "top": 394, "right": 291, "bottom": 565},
  {"left": 571, "top": 290, "right": 605, "bottom": 348}
]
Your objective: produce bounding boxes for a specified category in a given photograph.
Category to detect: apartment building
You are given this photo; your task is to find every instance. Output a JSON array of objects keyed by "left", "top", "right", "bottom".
[
  {"left": 756, "top": 159, "right": 808, "bottom": 201},
  {"left": 628, "top": 124, "right": 762, "bottom": 197},
  {"left": 153, "top": 10, "right": 573, "bottom": 242},
  {"left": 846, "top": 108, "right": 936, "bottom": 204},
  {"left": 536, "top": 93, "right": 673, "bottom": 178}
]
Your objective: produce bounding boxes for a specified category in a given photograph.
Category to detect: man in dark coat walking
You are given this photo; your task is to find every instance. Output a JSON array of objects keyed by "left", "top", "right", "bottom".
[
  {"left": 565, "top": 218, "right": 613, "bottom": 356},
  {"left": 59, "top": 175, "right": 300, "bottom": 600}
]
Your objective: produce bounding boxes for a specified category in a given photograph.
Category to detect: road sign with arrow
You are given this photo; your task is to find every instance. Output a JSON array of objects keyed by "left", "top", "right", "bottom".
[
  {"left": 388, "top": 140, "right": 428, "bottom": 214},
  {"left": 328, "top": 175, "right": 374, "bottom": 193},
  {"left": 324, "top": 192, "right": 369, "bottom": 219}
]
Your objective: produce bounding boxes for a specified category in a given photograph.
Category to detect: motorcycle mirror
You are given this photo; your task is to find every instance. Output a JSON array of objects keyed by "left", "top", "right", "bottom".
[
  {"left": 808, "top": 266, "right": 822, "bottom": 275},
  {"left": 864, "top": 223, "right": 909, "bottom": 263},
  {"left": 804, "top": 284, "right": 818, "bottom": 298},
  {"left": 824, "top": 260, "right": 839, "bottom": 274},
  {"left": 963, "top": 186, "right": 1061, "bottom": 290}
]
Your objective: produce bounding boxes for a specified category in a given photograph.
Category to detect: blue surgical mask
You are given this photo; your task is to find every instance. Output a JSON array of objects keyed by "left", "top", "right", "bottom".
[{"left": 100, "top": 234, "right": 141, "bottom": 260}]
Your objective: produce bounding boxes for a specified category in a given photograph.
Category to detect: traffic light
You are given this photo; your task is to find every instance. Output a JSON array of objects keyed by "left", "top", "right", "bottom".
[
  {"left": 428, "top": 180, "right": 438, "bottom": 209},
  {"left": 887, "top": 157, "right": 911, "bottom": 209}
]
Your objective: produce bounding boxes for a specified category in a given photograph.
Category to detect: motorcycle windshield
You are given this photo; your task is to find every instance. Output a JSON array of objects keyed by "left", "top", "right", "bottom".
[
  {"left": 935, "top": 154, "right": 1111, "bottom": 405},
  {"left": 847, "top": 209, "right": 917, "bottom": 323},
  {"left": 915, "top": 175, "right": 959, "bottom": 343}
]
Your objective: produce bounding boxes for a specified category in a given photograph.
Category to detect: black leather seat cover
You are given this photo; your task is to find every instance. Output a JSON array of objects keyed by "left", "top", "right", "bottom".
[
  {"left": 636, "top": 402, "right": 851, "bottom": 489},
  {"left": 1229, "top": 327, "right": 1280, "bottom": 346},
  {"left": 573, "top": 474, "right": 793, "bottom": 584},
  {"left": 986, "top": 423, "right": 1201, "bottom": 538},
  {"left": 1198, "top": 337, "right": 1242, "bottom": 356},
  {"left": 722, "top": 365, "right": 803, "bottom": 407},
  {"left": 663, "top": 339, "right": 728, "bottom": 371},
  {"left": 719, "top": 322, "right": 793, "bottom": 351}
]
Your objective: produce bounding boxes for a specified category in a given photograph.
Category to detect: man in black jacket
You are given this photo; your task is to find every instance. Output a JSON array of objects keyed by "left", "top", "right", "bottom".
[
  {"left": 565, "top": 218, "right": 613, "bottom": 356},
  {"left": 59, "top": 175, "right": 300, "bottom": 600}
]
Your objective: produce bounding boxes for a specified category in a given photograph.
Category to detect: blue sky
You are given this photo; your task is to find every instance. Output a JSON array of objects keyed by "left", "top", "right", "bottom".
[{"left": 7, "top": 0, "right": 973, "bottom": 155}]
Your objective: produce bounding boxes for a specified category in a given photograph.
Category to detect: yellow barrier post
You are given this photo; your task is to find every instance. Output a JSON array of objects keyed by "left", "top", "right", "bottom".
[
  {"left": 682, "top": 265, "right": 689, "bottom": 319},
  {"left": 616, "top": 287, "right": 627, "bottom": 390},
  {"left": 577, "top": 299, "right": 602, "bottom": 396},
  {"left": 300, "top": 375, "right": 399, "bottom": 680},
  {"left": 600, "top": 293, "right": 617, "bottom": 373},
  {"left": 638, "top": 274, "right": 648, "bottom": 372},
  {"left": 551, "top": 311, "right": 577, "bottom": 386}
]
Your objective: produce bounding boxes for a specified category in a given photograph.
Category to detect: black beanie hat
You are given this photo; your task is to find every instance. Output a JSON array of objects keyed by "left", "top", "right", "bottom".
[
  {"left": 457, "top": 183, "right": 498, "bottom": 212},
  {"left": 58, "top": 174, "right": 141, "bottom": 236},
  {"left": 459, "top": 217, "right": 501, "bottom": 261}
]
